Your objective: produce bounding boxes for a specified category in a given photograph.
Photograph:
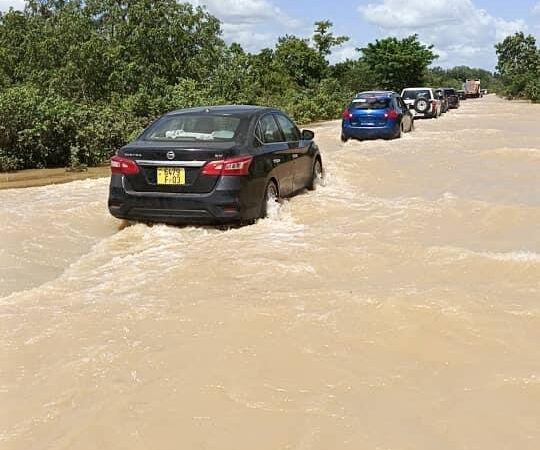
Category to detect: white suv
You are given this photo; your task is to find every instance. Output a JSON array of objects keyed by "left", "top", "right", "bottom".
[{"left": 400, "top": 88, "right": 442, "bottom": 119}]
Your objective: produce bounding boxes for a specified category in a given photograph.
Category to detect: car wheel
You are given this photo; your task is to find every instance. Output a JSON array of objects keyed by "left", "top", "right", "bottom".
[
  {"left": 394, "top": 122, "right": 403, "bottom": 139},
  {"left": 340, "top": 132, "right": 349, "bottom": 143},
  {"left": 307, "top": 158, "right": 323, "bottom": 191},
  {"left": 260, "top": 180, "right": 279, "bottom": 218},
  {"left": 414, "top": 97, "right": 430, "bottom": 114},
  {"left": 409, "top": 119, "right": 415, "bottom": 132}
]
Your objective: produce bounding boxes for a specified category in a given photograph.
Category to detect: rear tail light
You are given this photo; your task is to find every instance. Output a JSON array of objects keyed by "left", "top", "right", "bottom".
[
  {"left": 342, "top": 109, "right": 352, "bottom": 119},
  {"left": 432, "top": 101, "right": 437, "bottom": 110},
  {"left": 384, "top": 110, "right": 399, "bottom": 119},
  {"left": 111, "top": 155, "right": 139, "bottom": 175},
  {"left": 201, "top": 155, "right": 253, "bottom": 177}
]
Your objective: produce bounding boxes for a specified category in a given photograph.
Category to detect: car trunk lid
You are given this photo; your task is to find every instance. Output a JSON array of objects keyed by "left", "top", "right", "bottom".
[
  {"left": 349, "top": 109, "right": 388, "bottom": 127},
  {"left": 118, "top": 142, "right": 237, "bottom": 194}
]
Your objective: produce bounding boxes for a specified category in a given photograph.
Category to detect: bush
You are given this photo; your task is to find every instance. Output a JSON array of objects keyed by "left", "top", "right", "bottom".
[
  {"left": 281, "top": 79, "right": 352, "bottom": 124},
  {"left": 525, "top": 77, "right": 540, "bottom": 103},
  {"left": 0, "top": 85, "right": 145, "bottom": 170}
]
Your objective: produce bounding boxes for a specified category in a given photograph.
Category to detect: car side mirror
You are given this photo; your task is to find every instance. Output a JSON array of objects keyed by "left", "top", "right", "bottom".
[{"left": 301, "top": 129, "right": 315, "bottom": 140}]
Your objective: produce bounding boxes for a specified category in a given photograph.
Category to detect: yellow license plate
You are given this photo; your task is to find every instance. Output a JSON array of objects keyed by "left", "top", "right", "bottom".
[{"left": 157, "top": 167, "right": 186, "bottom": 185}]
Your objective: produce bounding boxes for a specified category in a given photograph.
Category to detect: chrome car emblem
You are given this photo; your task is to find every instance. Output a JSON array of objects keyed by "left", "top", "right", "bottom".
[{"left": 166, "top": 151, "right": 175, "bottom": 160}]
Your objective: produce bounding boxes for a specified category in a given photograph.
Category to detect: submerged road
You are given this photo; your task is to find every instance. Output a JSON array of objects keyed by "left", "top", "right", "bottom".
[{"left": 1, "top": 96, "right": 540, "bottom": 450}]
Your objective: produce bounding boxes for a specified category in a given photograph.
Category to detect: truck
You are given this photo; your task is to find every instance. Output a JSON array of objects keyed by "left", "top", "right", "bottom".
[{"left": 464, "top": 79, "right": 481, "bottom": 98}]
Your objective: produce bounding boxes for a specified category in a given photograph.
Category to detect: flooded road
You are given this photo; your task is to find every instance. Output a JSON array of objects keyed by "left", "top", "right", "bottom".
[{"left": 1, "top": 95, "right": 540, "bottom": 450}]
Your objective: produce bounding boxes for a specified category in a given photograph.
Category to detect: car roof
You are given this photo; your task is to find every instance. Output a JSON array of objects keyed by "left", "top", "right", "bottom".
[
  {"left": 166, "top": 105, "right": 277, "bottom": 117},
  {"left": 401, "top": 87, "right": 433, "bottom": 91},
  {"left": 356, "top": 91, "right": 396, "bottom": 97}
]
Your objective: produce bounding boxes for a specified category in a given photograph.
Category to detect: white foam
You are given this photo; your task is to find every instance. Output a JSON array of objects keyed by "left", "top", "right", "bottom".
[
  {"left": 480, "top": 251, "right": 540, "bottom": 263},
  {"left": 429, "top": 246, "right": 540, "bottom": 264}
]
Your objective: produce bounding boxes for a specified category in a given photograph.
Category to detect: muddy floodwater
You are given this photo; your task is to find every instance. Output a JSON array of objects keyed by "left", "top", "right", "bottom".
[{"left": 1, "top": 96, "right": 540, "bottom": 450}]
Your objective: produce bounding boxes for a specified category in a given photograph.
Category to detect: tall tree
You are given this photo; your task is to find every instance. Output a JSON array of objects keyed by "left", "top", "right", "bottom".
[
  {"left": 274, "top": 35, "right": 327, "bottom": 88},
  {"left": 358, "top": 34, "right": 437, "bottom": 91},
  {"left": 495, "top": 32, "right": 540, "bottom": 99},
  {"left": 312, "top": 20, "right": 349, "bottom": 58}
]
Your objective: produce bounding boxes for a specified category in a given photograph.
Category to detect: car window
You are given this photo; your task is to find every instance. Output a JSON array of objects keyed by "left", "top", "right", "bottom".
[
  {"left": 402, "top": 90, "right": 432, "bottom": 100},
  {"left": 144, "top": 114, "right": 242, "bottom": 142},
  {"left": 254, "top": 121, "right": 264, "bottom": 143},
  {"left": 259, "top": 114, "right": 284, "bottom": 144},
  {"left": 275, "top": 114, "right": 300, "bottom": 142},
  {"left": 397, "top": 97, "right": 407, "bottom": 110},
  {"left": 444, "top": 89, "right": 456, "bottom": 95},
  {"left": 349, "top": 97, "right": 390, "bottom": 110}
]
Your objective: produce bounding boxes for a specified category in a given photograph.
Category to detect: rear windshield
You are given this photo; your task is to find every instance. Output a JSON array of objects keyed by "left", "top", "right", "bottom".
[
  {"left": 444, "top": 89, "right": 456, "bottom": 95},
  {"left": 402, "top": 90, "right": 431, "bottom": 100},
  {"left": 349, "top": 98, "right": 390, "bottom": 110},
  {"left": 144, "top": 114, "right": 243, "bottom": 142}
]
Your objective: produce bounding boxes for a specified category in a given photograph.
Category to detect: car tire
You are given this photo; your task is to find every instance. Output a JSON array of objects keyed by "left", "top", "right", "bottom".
[
  {"left": 394, "top": 122, "right": 403, "bottom": 139},
  {"left": 409, "top": 119, "right": 415, "bottom": 132},
  {"left": 260, "top": 180, "right": 279, "bottom": 218},
  {"left": 307, "top": 158, "right": 323, "bottom": 191},
  {"left": 340, "top": 132, "right": 349, "bottom": 143},
  {"left": 414, "top": 97, "right": 430, "bottom": 114}
]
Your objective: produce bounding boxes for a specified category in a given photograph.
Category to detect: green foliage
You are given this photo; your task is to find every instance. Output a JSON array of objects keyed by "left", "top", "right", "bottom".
[
  {"left": 313, "top": 20, "right": 349, "bottom": 57},
  {"left": 281, "top": 78, "right": 353, "bottom": 124},
  {"left": 495, "top": 32, "right": 540, "bottom": 100},
  {"left": 330, "top": 59, "right": 378, "bottom": 94},
  {"left": 0, "top": 85, "right": 143, "bottom": 170},
  {"left": 275, "top": 35, "right": 327, "bottom": 88},
  {"left": 425, "top": 66, "right": 497, "bottom": 91},
  {"left": 1, "top": 0, "right": 517, "bottom": 172},
  {"left": 358, "top": 35, "right": 437, "bottom": 92},
  {"left": 525, "top": 78, "right": 540, "bottom": 103}
]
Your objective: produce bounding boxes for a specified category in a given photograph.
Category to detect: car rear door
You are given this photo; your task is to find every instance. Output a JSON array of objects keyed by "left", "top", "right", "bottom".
[
  {"left": 396, "top": 96, "right": 412, "bottom": 131},
  {"left": 274, "top": 113, "right": 311, "bottom": 191},
  {"left": 256, "top": 114, "right": 294, "bottom": 197}
]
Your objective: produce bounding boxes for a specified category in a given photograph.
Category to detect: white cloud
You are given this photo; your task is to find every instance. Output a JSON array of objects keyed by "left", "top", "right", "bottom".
[
  {"left": 188, "top": 0, "right": 300, "bottom": 51},
  {"left": 0, "top": 0, "right": 24, "bottom": 12},
  {"left": 220, "top": 23, "right": 275, "bottom": 52},
  {"left": 359, "top": 0, "right": 528, "bottom": 68},
  {"left": 533, "top": 2, "right": 540, "bottom": 16},
  {"left": 329, "top": 44, "right": 359, "bottom": 63},
  {"left": 190, "top": 0, "right": 297, "bottom": 27}
]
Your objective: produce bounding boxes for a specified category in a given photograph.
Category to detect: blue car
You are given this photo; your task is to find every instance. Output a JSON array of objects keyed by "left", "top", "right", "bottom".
[{"left": 341, "top": 91, "right": 414, "bottom": 142}]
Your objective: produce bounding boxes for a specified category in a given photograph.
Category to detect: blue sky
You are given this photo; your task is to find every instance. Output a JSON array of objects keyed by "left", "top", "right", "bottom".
[
  {"left": 187, "top": 0, "right": 540, "bottom": 70},
  {"left": 2, "top": 0, "right": 540, "bottom": 69}
]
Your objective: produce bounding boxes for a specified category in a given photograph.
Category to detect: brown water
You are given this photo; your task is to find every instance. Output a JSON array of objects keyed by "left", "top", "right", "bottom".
[{"left": 1, "top": 95, "right": 540, "bottom": 450}]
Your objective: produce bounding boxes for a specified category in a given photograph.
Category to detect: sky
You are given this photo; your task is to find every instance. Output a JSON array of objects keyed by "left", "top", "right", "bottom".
[{"left": 2, "top": 0, "right": 540, "bottom": 70}]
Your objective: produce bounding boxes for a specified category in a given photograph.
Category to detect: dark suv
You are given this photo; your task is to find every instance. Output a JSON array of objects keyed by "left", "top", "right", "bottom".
[
  {"left": 442, "top": 88, "right": 460, "bottom": 109},
  {"left": 434, "top": 89, "right": 449, "bottom": 114}
]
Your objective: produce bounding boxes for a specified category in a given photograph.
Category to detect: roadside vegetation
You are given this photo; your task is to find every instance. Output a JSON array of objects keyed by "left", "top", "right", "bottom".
[
  {"left": 495, "top": 32, "right": 540, "bottom": 103},
  {"left": 0, "top": 0, "right": 531, "bottom": 172}
]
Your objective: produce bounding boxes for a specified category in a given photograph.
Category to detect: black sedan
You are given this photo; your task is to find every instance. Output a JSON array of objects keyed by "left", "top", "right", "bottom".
[{"left": 108, "top": 105, "right": 323, "bottom": 225}]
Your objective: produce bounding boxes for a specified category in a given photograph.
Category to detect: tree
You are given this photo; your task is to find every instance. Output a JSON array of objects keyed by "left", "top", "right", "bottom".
[
  {"left": 329, "top": 59, "right": 377, "bottom": 94},
  {"left": 495, "top": 32, "right": 540, "bottom": 100},
  {"left": 424, "top": 66, "right": 496, "bottom": 91},
  {"left": 313, "top": 20, "right": 349, "bottom": 58},
  {"left": 274, "top": 35, "right": 327, "bottom": 88},
  {"left": 358, "top": 34, "right": 437, "bottom": 91}
]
